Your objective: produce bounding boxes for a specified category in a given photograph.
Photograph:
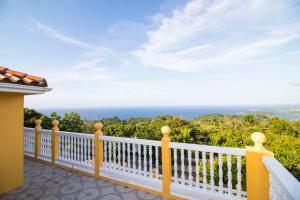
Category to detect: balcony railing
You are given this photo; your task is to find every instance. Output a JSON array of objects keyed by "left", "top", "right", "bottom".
[{"left": 23, "top": 120, "right": 300, "bottom": 200}]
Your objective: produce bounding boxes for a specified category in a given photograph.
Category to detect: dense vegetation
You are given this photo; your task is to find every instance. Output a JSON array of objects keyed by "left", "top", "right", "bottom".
[{"left": 24, "top": 108, "right": 300, "bottom": 181}]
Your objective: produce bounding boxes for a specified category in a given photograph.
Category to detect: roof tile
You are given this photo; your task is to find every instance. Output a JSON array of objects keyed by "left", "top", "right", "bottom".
[{"left": 0, "top": 66, "right": 48, "bottom": 87}]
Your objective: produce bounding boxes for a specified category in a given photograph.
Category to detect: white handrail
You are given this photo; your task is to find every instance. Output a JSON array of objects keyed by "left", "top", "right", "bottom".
[
  {"left": 263, "top": 157, "right": 300, "bottom": 200},
  {"left": 170, "top": 142, "right": 246, "bottom": 156},
  {"left": 101, "top": 135, "right": 161, "bottom": 147},
  {"left": 58, "top": 130, "right": 94, "bottom": 139}
]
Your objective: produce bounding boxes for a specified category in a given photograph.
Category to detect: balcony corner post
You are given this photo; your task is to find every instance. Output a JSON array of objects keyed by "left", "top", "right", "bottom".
[
  {"left": 51, "top": 120, "right": 59, "bottom": 163},
  {"left": 161, "top": 126, "right": 171, "bottom": 197},
  {"left": 34, "top": 119, "right": 42, "bottom": 159},
  {"left": 94, "top": 122, "right": 103, "bottom": 177},
  {"left": 246, "top": 132, "right": 274, "bottom": 200}
]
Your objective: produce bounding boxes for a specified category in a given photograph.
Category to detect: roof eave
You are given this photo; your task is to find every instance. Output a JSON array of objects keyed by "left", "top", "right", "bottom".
[{"left": 0, "top": 82, "right": 52, "bottom": 95}]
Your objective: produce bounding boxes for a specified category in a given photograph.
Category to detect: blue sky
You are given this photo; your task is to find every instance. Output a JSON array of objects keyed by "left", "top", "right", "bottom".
[{"left": 1, "top": 0, "right": 300, "bottom": 108}]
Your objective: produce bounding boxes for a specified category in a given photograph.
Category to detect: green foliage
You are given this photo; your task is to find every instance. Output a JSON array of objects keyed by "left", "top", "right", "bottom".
[
  {"left": 59, "top": 112, "right": 84, "bottom": 132},
  {"left": 24, "top": 108, "right": 52, "bottom": 129}
]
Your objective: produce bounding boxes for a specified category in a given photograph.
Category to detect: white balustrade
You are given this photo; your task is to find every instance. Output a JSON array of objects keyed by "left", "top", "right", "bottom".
[
  {"left": 100, "top": 135, "right": 162, "bottom": 190},
  {"left": 24, "top": 127, "right": 35, "bottom": 156},
  {"left": 263, "top": 157, "right": 300, "bottom": 200},
  {"left": 170, "top": 142, "right": 247, "bottom": 199},
  {"left": 39, "top": 129, "right": 52, "bottom": 160},
  {"left": 23, "top": 127, "right": 252, "bottom": 199},
  {"left": 57, "top": 130, "right": 95, "bottom": 172}
]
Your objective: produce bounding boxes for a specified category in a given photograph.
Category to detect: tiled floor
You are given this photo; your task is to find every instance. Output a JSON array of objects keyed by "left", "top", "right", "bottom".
[{"left": 0, "top": 159, "right": 167, "bottom": 200}]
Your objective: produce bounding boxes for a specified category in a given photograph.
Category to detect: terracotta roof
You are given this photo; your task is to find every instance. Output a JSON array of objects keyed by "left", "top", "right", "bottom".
[{"left": 0, "top": 66, "right": 48, "bottom": 87}]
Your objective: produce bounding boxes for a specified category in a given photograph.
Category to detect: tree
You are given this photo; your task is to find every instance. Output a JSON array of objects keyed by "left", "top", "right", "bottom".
[{"left": 60, "top": 112, "right": 84, "bottom": 132}]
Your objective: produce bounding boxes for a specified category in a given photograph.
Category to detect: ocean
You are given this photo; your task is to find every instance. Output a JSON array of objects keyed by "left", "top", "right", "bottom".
[{"left": 37, "top": 105, "right": 300, "bottom": 121}]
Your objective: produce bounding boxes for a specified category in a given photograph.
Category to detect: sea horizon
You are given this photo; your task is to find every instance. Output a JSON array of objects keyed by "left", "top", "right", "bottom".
[{"left": 35, "top": 105, "right": 300, "bottom": 121}]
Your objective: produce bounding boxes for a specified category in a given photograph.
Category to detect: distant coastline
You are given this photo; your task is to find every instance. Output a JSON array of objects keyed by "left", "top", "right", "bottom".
[{"left": 37, "top": 105, "right": 300, "bottom": 121}]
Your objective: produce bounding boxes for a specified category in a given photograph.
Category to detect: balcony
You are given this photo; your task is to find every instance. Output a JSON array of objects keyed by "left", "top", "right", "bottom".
[{"left": 2, "top": 120, "right": 300, "bottom": 200}]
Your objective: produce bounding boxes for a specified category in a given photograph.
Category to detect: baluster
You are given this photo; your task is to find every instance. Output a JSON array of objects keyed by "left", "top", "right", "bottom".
[
  {"left": 75, "top": 137, "right": 78, "bottom": 162},
  {"left": 83, "top": 138, "right": 87, "bottom": 163},
  {"left": 61, "top": 135, "right": 64, "bottom": 159},
  {"left": 46, "top": 134, "right": 49, "bottom": 155},
  {"left": 122, "top": 142, "right": 126, "bottom": 171},
  {"left": 188, "top": 150, "right": 192, "bottom": 186},
  {"left": 138, "top": 144, "right": 142, "bottom": 174},
  {"left": 48, "top": 133, "right": 51, "bottom": 156},
  {"left": 227, "top": 154, "right": 232, "bottom": 195},
  {"left": 218, "top": 153, "right": 223, "bottom": 192},
  {"left": 202, "top": 152, "right": 207, "bottom": 190},
  {"left": 195, "top": 151, "right": 199, "bottom": 187},
  {"left": 155, "top": 146, "right": 159, "bottom": 179},
  {"left": 45, "top": 134, "right": 47, "bottom": 155},
  {"left": 174, "top": 148, "right": 178, "bottom": 183},
  {"left": 66, "top": 136, "right": 69, "bottom": 160},
  {"left": 87, "top": 138, "right": 91, "bottom": 164},
  {"left": 41, "top": 134, "right": 44, "bottom": 156},
  {"left": 77, "top": 138, "right": 80, "bottom": 163},
  {"left": 108, "top": 141, "right": 112, "bottom": 169},
  {"left": 133, "top": 143, "right": 136, "bottom": 173},
  {"left": 210, "top": 152, "right": 214, "bottom": 192},
  {"left": 58, "top": 135, "right": 61, "bottom": 158},
  {"left": 80, "top": 138, "right": 83, "bottom": 163},
  {"left": 71, "top": 136, "right": 74, "bottom": 160},
  {"left": 75, "top": 137, "right": 78, "bottom": 161},
  {"left": 149, "top": 146, "right": 153, "bottom": 178},
  {"left": 118, "top": 142, "right": 121, "bottom": 169},
  {"left": 181, "top": 149, "right": 185, "bottom": 183},
  {"left": 103, "top": 140, "right": 107, "bottom": 167},
  {"left": 143, "top": 145, "right": 147, "bottom": 176},
  {"left": 63, "top": 135, "right": 66, "bottom": 159},
  {"left": 64, "top": 136, "right": 67, "bottom": 159},
  {"left": 40, "top": 134, "right": 43, "bottom": 155},
  {"left": 237, "top": 155, "right": 242, "bottom": 198},
  {"left": 113, "top": 141, "right": 116, "bottom": 169},
  {"left": 127, "top": 143, "right": 131, "bottom": 172}
]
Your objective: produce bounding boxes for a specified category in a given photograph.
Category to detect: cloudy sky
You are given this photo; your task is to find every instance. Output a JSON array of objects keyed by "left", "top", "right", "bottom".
[{"left": 1, "top": 0, "right": 300, "bottom": 108}]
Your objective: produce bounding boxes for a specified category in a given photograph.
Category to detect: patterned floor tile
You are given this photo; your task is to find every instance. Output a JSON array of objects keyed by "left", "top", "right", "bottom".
[{"left": 0, "top": 159, "right": 168, "bottom": 200}]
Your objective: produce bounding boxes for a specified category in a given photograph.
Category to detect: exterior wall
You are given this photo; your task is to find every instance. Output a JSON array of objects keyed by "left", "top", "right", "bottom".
[{"left": 0, "top": 92, "right": 24, "bottom": 194}]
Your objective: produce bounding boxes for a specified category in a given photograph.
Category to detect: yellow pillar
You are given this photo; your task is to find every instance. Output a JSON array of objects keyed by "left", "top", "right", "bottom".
[
  {"left": 246, "top": 132, "right": 274, "bottom": 200},
  {"left": 161, "top": 126, "right": 171, "bottom": 197},
  {"left": 94, "top": 122, "right": 103, "bottom": 176},
  {"left": 51, "top": 120, "right": 59, "bottom": 163},
  {"left": 34, "top": 119, "right": 42, "bottom": 159}
]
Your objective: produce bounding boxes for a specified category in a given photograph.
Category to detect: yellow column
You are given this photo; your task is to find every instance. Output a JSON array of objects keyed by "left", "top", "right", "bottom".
[
  {"left": 34, "top": 119, "right": 42, "bottom": 159},
  {"left": 246, "top": 132, "right": 274, "bottom": 200},
  {"left": 94, "top": 122, "right": 103, "bottom": 176},
  {"left": 161, "top": 126, "right": 171, "bottom": 197},
  {"left": 51, "top": 120, "right": 59, "bottom": 163}
]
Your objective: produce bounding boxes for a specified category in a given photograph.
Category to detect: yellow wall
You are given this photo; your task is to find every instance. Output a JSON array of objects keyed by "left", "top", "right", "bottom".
[{"left": 0, "top": 92, "right": 24, "bottom": 194}]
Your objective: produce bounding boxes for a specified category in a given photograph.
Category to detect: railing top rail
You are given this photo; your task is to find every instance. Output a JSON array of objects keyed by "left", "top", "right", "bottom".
[
  {"left": 170, "top": 142, "right": 246, "bottom": 156},
  {"left": 263, "top": 156, "right": 300, "bottom": 200},
  {"left": 24, "top": 127, "right": 35, "bottom": 130},
  {"left": 41, "top": 129, "right": 52, "bottom": 133},
  {"left": 101, "top": 135, "right": 161, "bottom": 147},
  {"left": 58, "top": 130, "right": 94, "bottom": 139}
]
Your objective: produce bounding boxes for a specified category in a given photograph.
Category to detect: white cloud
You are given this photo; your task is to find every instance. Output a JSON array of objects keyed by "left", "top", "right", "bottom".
[
  {"left": 29, "top": 18, "right": 119, "bottom": 82},
  {"left": 290, "top": 81, "right": 300, "bottom": 88},
  {"left": 135, "top": 0, "right": 300, "bottom": 71},
  {"left": 31, "top": 17, "right": 113, "bottom": 54}
]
